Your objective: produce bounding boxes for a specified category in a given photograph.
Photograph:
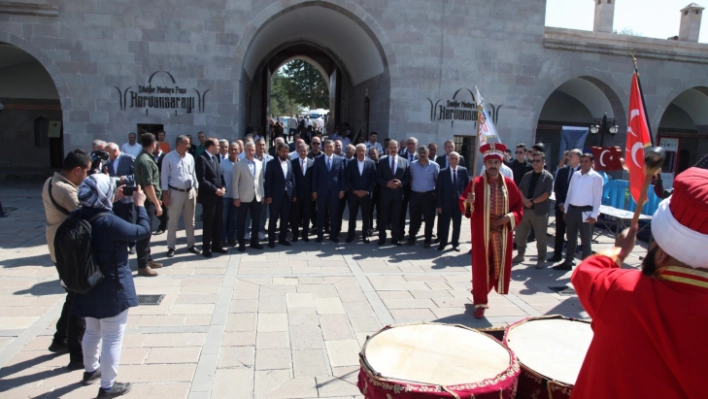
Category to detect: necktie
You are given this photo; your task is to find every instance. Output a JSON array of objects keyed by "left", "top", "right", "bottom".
[
  {"left": 452, "top": 168, "right": 456, "bottom": 186},
  {"left": 327, "top": 157, "right": 331, "bottom": 171},
  {"left": 390, "top": 156, "right": 395, "bottom": 174},
  {"left": 568, "top": 166, "right": 575, "bottom": 184}
]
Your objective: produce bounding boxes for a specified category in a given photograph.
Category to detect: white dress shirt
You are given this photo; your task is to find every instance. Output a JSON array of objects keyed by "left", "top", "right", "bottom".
[
  {"left": 220, "top": 157, "right": 237, "bottom": 198},
  {"left": 161, "top": 150, "right": 198, "bottom": 190},
  {"left": 298, "top": 157, "right": 308, "bottom": 176},
  {"left": 357, "top": 159, "right": 365, "bottom": 176},
  {"left": 280, "top": 158, "right": 289, "bottom": 178},
  {"left": 566, "top": 168, "right": 604, "bottom": 220},
  {"left": 365, "top": 142, "right": 384, "bottom": 157},
  {"left": 121, "top": 142, "right": 142, "bottom": 158}
]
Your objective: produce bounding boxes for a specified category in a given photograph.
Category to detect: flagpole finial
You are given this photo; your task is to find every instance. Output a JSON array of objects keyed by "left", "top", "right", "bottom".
[{"left": 632, "top": 50, "right": 638, "bottom": 71}]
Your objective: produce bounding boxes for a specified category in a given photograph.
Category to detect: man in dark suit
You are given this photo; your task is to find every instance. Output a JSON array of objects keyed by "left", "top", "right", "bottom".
[
  {"left": 105, "top": 143, "right": 137, "bottom": 253},
  {"left": 377, "top": 139, "right": 410, "bottom": 245},
  {"left": 311, "top": 140, "right": 345, "bottom": 242},
  {"left": 265, "top": 143, "right": 296, "bottom": 247},
  {"left": 291, "top": 142, "right": 314, "bottom": 242},
  {"left": 368, "top": 147, "right": 381, "bottom": 236},
  {"left": 436, "top": 152, "right": 470, "bottom": 251},
  {"left": 196, "top": 138, "right": 227, "bottom": 257},
  {"left": 399, "top": 137, "right": 418, "bottom": 237},
  {"left": 152, "top": 145, "right": 168, "bottom": 235},
  {"left": 549, "top": 148, "right": 582, "bottom": 262},
  {"left": 435, "top": 139, "right": 466, "bottom": 169},
  {"left": 345, "top": 144, "right": 377, "bottom": 243}
]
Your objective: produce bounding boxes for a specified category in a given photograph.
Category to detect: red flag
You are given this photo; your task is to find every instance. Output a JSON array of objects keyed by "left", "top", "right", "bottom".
[
  {"left": 590, "top": 146, "right": 623, "bottom": 171},
  {"left": 625, "top": 73, "right": 653, "bottom": 202}
]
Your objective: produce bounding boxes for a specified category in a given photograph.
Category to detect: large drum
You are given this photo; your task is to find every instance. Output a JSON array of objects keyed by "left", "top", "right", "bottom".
[
  {"left": 357, "top": 323, "right": 520, "bottom": 399},
  {"left": 503, "top": 315, "right": 593, "bottom": 399}
]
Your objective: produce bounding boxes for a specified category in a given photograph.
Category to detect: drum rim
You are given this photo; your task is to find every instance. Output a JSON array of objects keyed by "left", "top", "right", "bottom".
[
  {"left": 359, "top": 322, "right": 521, "bottom": 394},
  {"left": 502, "top": 314, "right": 591, "bottom": 389}
]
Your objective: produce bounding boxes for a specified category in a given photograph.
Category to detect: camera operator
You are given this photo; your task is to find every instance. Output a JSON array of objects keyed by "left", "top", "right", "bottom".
[
  {"left": 71, "top": 174, "right": 151, "bottom": 397},
  {"left": 90, "top": 140, "right": 109, "bottom": 175}
]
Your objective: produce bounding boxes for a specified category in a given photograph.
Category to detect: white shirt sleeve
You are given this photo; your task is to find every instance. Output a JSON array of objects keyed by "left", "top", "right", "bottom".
[{"left": 591, "top": 173, "right": 603, "bottom": 219}]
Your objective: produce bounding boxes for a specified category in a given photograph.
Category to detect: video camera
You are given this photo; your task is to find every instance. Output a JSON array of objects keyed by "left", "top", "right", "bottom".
[{"left": 90, "top": 150, "right": 109, "bottom": 175}]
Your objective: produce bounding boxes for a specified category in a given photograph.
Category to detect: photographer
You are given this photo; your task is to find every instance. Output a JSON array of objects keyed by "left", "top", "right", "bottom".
[
  {"left": 90, "top": 140, "right": 109, "bottom": 175},
  {"left": 71, "top": 174, "right": 151, "bottom": 398}
]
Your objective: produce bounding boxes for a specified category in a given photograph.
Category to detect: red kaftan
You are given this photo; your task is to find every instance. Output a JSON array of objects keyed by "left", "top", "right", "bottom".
[
  {"left": 459, "top": 174, "right": 523, "bottom": 307},
  {"left": 571, "top": 255, "right": 708, "bottom": 398}
]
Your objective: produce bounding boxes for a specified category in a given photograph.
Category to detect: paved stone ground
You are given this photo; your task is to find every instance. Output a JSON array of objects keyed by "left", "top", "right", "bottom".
[{"left": 0, "top": 181, "right": 648, "bottom": 398}]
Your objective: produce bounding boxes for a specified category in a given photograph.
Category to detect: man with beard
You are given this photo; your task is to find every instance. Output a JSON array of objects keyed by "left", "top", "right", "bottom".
[
  {"left": 460, "top": 143, "right": 523, "bottom": 319},
  {"left": 571, "top": 167, "right": 708, "bottom": 399}
]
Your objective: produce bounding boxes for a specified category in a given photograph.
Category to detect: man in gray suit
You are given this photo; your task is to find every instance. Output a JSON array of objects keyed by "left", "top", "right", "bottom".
[
  {"left": 513, "top": 152, "right": 554, "bottom": 269},
  {"left": 105, "top": 143, "right": 136, "bottom": 254},
  {"left": 233, "top": 142, "right": 265, "bottom": 252}
]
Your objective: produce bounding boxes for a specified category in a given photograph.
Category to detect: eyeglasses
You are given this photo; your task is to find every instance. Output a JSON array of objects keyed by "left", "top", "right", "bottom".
[{"left": 531, "top": 160, "right": 543, "bottom": 164}]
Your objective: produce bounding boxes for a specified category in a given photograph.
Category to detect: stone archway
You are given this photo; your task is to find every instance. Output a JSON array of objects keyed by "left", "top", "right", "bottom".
[
  {"left": 657, "top": 87, "right": 708, "bottom": 173},
  {"left": 0, "top": 37, "right": 67, "bottom": 169}
]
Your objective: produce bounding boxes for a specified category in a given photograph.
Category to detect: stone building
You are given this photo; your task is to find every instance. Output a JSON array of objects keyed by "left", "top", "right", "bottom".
[{"left": 1, "top": 0, "right": 707, "bottom": 181}]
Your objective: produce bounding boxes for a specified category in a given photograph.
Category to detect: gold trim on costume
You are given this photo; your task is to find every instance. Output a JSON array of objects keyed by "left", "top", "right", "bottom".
[{"left": 655, "top": 266, "right": 708, "bottom": 290}]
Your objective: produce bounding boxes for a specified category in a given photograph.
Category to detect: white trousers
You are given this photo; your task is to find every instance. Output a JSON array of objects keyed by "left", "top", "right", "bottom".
[{"left": 82, "top": 309, "right": 129, "bottom": 390}]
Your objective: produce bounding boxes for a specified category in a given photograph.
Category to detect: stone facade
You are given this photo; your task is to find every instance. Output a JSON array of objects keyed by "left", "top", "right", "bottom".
[{"left": 1, "top": 0, "right": 707, "bottom": 168}]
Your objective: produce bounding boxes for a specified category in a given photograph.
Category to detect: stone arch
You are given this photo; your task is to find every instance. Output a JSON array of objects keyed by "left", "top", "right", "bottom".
[
  {"left": 272, "top": 55, "right": 331, "bottom": 90},
  {"left": 655, "top": 81, "right": 708, "bottom": 133},
  {"left": 0, "top": 31, "right": 71, "bottom": 113}
]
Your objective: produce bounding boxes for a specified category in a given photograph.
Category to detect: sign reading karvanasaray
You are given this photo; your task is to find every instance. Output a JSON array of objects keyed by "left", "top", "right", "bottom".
[
  {"left": 427, "top": 88, "right": 503, "bottom": 126},
  {"left": 114, "top": 71, "right": 209, "bottom": 112}
]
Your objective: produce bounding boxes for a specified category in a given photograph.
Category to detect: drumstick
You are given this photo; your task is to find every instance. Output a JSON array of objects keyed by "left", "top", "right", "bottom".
[{"left": 631, "top": 147, "right": 665, "bottom": 226}]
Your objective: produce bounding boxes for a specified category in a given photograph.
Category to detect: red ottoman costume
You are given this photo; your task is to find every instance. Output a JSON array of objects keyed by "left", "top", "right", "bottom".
[
  {"left": 571, "top": 167, "right": 708, "bottom": 399},
  {"left": 460, "top": 143, "right": 523, "bottom": 312}
]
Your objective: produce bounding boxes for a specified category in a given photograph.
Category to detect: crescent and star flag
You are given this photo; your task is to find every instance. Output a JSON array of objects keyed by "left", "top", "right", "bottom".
[
  {"left": 476, "top": 87, "right": 498, "bottom": 145},
  {"left": 626, "top": 72, "right": 653, "bottom": 202},
  {"left": 590, "top": 146, "right": 624, "bottom": 171}
]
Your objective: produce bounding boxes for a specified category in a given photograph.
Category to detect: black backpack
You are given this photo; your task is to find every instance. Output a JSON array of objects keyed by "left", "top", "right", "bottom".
[{"left": 54, "top": 212, "right": 118, "bottom": 294}]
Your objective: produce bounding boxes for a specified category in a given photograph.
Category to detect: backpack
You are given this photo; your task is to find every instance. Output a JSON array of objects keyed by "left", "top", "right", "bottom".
[{"left": 54, "top": 212, "right": 118, "bottom": 294}]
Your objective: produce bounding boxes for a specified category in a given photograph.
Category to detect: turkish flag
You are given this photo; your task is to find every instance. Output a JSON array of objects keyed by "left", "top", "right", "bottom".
[
  {"left": 590, "top": 146, "right": 623, "bottom": 171},
  {"left": 625, "top": 73, "right": 653, "bottom": 202}
]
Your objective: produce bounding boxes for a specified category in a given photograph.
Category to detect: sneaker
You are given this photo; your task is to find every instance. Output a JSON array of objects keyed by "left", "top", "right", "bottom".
[
  {"left": 152, "top": 229, "right": 165, "bottom": 235},
  {"left": 97, "top": 382, "right": 132, "bottom": 398},
  {"left": 82, "top": 368, "right": 101, "bottom": 385}
]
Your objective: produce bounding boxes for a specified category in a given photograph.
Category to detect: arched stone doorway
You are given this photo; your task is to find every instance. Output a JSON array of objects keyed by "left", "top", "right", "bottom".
[
  {"left": 0, "top": 42, "right": 64, "bottom": 170},
  {"left": 535, "top": 76, "right": 626, "bottom": 170},
  {"left": 236, "top": 1, "right": 392, "bottom": 141},
  {"left": 657, "top": 87, "right": 708, "bottom": 179}
]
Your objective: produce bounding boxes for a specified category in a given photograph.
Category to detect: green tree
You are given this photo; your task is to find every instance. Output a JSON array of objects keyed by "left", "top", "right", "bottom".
[
  {"left": 279, "top": 60, "right": 329, "bottom": 110},
  {"left": 270, "top": 73, "right": 299, "bottom": 117}
]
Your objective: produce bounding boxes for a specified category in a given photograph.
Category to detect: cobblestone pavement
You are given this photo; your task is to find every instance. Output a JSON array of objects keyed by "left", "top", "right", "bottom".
[{"left": 0, "top": 181, "right": 648, "bottom": 398}]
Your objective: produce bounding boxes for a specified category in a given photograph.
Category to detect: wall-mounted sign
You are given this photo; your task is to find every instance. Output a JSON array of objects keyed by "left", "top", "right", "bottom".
[
  {"left": 114, "top": 71, "right": 209, "bottom": 112},
  {"left": 47, "top": 120, "right": 62, "bottom": 138},
  {"left": 427, "top": 88, "right": 503, "bottom": 127}
]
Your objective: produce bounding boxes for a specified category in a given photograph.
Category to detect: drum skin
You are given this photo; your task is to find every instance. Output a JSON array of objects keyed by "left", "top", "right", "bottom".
[
  {"left": 357, "top": 323, "right": 520, "bottom": 399},
  {"left": 503, "top": 315, "right": 592, "bottom": 399}
]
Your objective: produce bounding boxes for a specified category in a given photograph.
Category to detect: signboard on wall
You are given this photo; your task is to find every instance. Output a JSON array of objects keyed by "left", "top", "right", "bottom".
[
  {"left": 427, "top": 88, "right": 503, "bottom": 130},
  {"left": 114, "top": 71, "right": 209, "bottom": 113}
]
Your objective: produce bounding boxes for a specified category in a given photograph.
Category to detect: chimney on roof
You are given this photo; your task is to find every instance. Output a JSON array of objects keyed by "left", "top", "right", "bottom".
[
  {"left": 593, "top": 0, "right": 615, "bottom": 33},
  {"left": 679, "top": 3, "right": 704, "bottom": 42}
]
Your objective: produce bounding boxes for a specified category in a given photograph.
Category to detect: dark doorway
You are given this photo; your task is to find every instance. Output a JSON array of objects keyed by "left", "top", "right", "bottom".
[{"left": 137, "top": 124, "right": 164, "bottom": 135}]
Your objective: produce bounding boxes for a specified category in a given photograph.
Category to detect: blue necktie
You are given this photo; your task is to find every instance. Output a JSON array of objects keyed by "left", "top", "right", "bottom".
[{"left": 327, "top": 157, "right": 331, "bottom": 171}]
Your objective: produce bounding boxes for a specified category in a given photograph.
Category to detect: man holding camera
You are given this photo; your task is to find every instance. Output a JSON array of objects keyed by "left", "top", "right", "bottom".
[
  {"left": 105, "top": 143, "right": 137, "bottom": 254},
  {"left": 134, "top": 133, "right": 164, "bottom": 276}
]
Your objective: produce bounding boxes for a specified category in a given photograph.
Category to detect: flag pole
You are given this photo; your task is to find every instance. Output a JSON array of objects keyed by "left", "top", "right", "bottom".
[
  {"left": 633, "top": 53, "right": 654, "bottom": 145},
  {"left": 465, "top": 98, "right": 484, "bottom": 215}
]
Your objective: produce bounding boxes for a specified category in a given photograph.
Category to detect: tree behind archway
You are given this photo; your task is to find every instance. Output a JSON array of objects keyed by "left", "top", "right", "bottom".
[{"left": 279, "top": 59, "right": 329, "bottom": 110}]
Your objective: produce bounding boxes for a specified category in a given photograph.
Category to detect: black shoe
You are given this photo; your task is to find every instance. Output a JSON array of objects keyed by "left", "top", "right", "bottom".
[
  {"left": 128, "top": 247, "right": 136, "bottom": 255},
  {"left": 251, "top": 243, "right": 264, "bottom": 250},
  {"left": 292, "top": 237, "right": 298, "bottom": 243},
  {"left": 166, "top": 248, "right": 175, "bottom": 258},
  {"left": 406, "top": 240, "right": 415, "bottom": 247},
  {"left": 152, "top": 229, "right": 165, "bottom": 236},
  {"left": 552, "top": 261, "right": 575, "bottom": 271},
  {"left": 238, "top": 244, "right": 246, "bottom": 253},
  {"left": 67, "top": 361, "right": 84, "bottom": 371},
  {"left": 302, "top": 236, "right": 310, "bottom": 242},
  {"left": 452, "top": 244, "right": 461, "bottom": 252},
  {"left": 213, "top": 247, "right": 228, "bottom": 254},
  {"left": 268, "top": 242, "right": 276, "bottom": 248},
  {"left": 228, "top": 239, "right": 237, "bottom": 247},
  {"left": 437, "top": 244, "right": 446, "bottom": 251},
  {"left": 378, "top": 239, "right": 386, "bottom": 246},
  {"left": 278, "top": 240, "right": 291, "bottom": 246},
  {"left": 346, "top": 235, "right": 355, "bottom": 243},
  {"left": 203, "top": 251, "right": 212, "bottom": 258},
  {"left": 424, "top": 242, "right": 431, "bottom": 249},
  {"left": 433, "top": 238, "right": 440, "bottom": 244},
  {"left": 48, "top": 339, "right": 68, "bottom": 353},
  {"left": 82, "top": 368, "right": 101, "bottom": 385},
  {"left": 363, "top": 237, "right": 370, "bottom": 243},
  {"left": 97, "top": 382, "right": 132, "bottom": 398},
  {"left": 392, "top": 241, "right": 402, "bottom": 246},
  {"left": 330, "top": 237, "right": 339, "bottom": 243},
  {"left": 547, "top": 255, "right": 563, "bottom": 262},
  {"left": 188, "top": 246, "right": 202, "bottom": 255},
  {"left": 316, "top": 236, "right": 323, "bottom": 243}
]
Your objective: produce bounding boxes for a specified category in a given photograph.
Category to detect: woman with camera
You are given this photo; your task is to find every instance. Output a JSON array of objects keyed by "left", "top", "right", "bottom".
[{"left": 71, "top": 174, "right": 151, "bottom": 398}]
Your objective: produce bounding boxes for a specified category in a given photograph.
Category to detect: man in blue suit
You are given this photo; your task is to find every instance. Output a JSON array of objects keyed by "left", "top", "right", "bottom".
[
  {"left": 291, "top": 143, "right": 314, "bottom": 242},
  {"left": 105, "top": 143, "right": 137, "bottom": 254},
  {"left": 345, "top": 143, "right": 377, "bottom": 243},
  {"left": 265, "top": 143, "right": 297, "bottom": 248},
  {"left": 436, "top": 151, "right": 469, "bottom": 251},
  {"left": 311, "top": 140, "right": 345, "bottom": 242},
  {"left": 377, "top": 139, "right": 410, "bottom": 246}
]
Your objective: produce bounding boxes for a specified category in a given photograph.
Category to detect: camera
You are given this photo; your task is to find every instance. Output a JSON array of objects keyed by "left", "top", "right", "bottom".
[
  {"left": 122, "top": 186, "right": 136, "bottom": 196},
  {"left": 90, "top": 150, "right": 109, "bottom": 174}
]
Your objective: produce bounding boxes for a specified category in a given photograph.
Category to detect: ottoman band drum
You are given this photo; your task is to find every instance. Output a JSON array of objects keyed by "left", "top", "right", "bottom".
[
  {"left": 503, "top": 315, "right": 593, "bottom": 399},
  {"left": 358, "top": 323, "right": 520, "bottom": 399}
]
